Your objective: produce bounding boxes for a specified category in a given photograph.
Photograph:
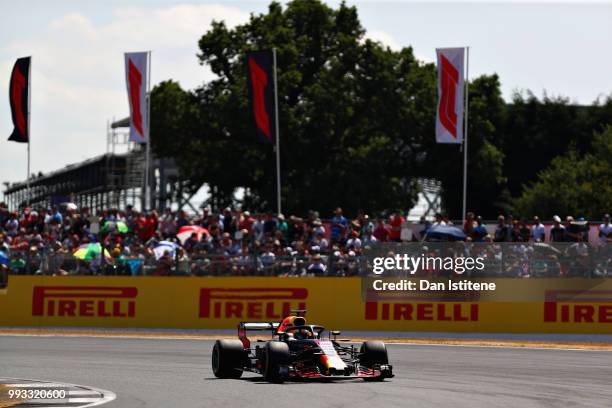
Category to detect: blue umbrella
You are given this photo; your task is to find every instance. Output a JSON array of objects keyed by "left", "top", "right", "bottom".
[
  {"left": 153, "top": 241, "right": 178, "bottom": 260},
  {"left": 424, "top": 225, "right": 467, "bottom": 241},
  {"left": 0, "top": 251, "right": 8, "bottom": 266}
]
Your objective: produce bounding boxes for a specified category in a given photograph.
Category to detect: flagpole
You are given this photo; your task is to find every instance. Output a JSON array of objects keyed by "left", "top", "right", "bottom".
[
  {"left": 26, "top": 56, "right": 32, "bottom": 206},
  {"left": 144, "top": 51, "right": 152, "bottom": 211},
  {"left": 272, "top": 48, "right": 281, "bottom": 215},
  {"left": 461, "top": 46, "right": 470, "bottom": 225}
]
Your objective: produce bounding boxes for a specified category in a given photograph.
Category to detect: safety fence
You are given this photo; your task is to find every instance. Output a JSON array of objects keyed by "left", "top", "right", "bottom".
[{"left": 2, "top": 243, "right": 611, "bottom": 280}]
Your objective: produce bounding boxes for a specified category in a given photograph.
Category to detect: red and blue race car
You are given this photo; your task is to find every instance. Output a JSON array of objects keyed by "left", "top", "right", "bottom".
[{"left": 212, "top": 311, "right": 393, "bottom": 382}]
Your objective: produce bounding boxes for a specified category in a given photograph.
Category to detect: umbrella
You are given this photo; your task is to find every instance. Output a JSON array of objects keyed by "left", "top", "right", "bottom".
[
  {"left": 153, "top": 241, "right": 178, "bottom": 260},
  {"left": 0, "top": 251, "right": 8, "bottom": 266},
  {"left": 60, "top": 202, "right": 78, "bottom": 211},
  {"left": 424, "top": 225, "right": 467, "bottom": 241},
  {"left": 73, "top": 243, "right": 111, "bottom": 261},
  {"left": 177, "top": 225, "right": 209, "bottom": 244},
  {"left": 533, "top": 242, "right": 562, "bottom": 255},
  {"left": 101, "top": 221, "right": 129, "bottom": 234}
]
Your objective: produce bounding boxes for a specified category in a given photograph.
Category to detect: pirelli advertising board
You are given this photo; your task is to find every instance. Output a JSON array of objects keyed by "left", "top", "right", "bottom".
[{"left": 1, "top": 276, "right": 611, "bottom": 333}]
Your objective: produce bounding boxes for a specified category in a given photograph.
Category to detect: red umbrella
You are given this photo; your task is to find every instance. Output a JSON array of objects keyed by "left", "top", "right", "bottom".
[{"left": 177, "top": 225, "right": 209, "bottom": 244}]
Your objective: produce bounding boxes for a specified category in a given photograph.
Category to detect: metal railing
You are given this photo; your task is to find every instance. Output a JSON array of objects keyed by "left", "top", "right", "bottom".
[{"left": 2, "top": 243, "right": 611, "bottom": 278}]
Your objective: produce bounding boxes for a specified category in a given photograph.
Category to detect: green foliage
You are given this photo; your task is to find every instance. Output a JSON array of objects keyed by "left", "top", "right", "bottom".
[
  {"left": 150, "top": 80, "right": 197, "bottom": 160},
  {"left": 513, "top": 127, "right": 612, "bottom": 219},
  {"left": 149, "top": 0, "right": 612, "bottom": 218},
  {"left": 155, "top": 0, "right": 435, "bottom": 215}
]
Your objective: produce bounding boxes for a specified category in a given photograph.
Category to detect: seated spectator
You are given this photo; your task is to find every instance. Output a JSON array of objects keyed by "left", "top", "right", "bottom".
[
  {"left": 433, "top": 213, "right": 446, "bottom": 226},
  {"left": 362, "top": 229, "right": 378, "bottom": 246},
  {"left": 307, "top": 253, "right": 327, "bottom": 276},
  {"left": 176, "top": 210, "right": 189, "bottom": 229},
  {"left": 277, "top": 214, "right": 288, "bottom": 240},
  {"left": 311, "top": 230, "right": 329, "bottom": 252},
  {"left": 238, "top": 211, "right": 255, "bottom": 233},
  {"left": 312, "top": 219, "right": 325, "bottom": 236},
  {"left": 346, "top": 230, "right": 362, "bottom": 252},
  {"left": 154, "top": 250, "right": 174, "bottom": 276},
  {"left": 176, "top": 248, "right": 190, "bottom": 275},
  {"left": 221, "top": 207, "right": 234, "bottom": 235},
  {"left": 263, "top": 213, "right": 277, "bottom": 237},
  {"left": 373, "top": 219, "right": 390, "bottom": 242},
  {"left": 4, "top": 212, "right": 18, "bottom": 237},
  {"left": 260, "top": 245, "right": 276, "bottom": 275},
  {"left": 252, "top": 215, "right": 265, "bottom": 242},
  {"left": 160, "top": 208, "right": 177, "bottom": 238}
]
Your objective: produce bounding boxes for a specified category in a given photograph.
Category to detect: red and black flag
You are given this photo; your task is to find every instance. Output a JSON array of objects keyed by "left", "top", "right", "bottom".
[
  {"left": 246, "top": 50, "right": 276, "bottom": 144},
  {"left": 8, "top": 57, "right": 31, "bottom": 143}
]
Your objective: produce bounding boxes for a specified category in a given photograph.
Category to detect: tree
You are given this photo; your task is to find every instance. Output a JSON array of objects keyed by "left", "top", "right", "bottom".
[
  {"left": 186, "top": 0, "right": 438, "bottom": 215},
  {"left": 148, "top": 0, "right": 612, "bottom": 218},
  {"left": 150, "top": 80, "right": 198, "bottom": 161},
  {"left": 513, "top": 126, "right": 612, "bottom": 220},
  {"left": 502, "top": 92, "right": 589, "bottom": 198}
]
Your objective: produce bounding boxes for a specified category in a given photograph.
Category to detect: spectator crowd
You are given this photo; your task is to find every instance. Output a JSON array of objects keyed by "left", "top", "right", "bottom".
[{"left": 0, "top": 201, "right": 610, "bottom": 278}]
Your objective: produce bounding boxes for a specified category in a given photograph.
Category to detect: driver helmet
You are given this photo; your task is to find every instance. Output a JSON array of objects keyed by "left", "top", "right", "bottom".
[
  {"left": 295, "top": 328, "right": 314, "bottom": 340},
  {"left": 278, "top": 315, "right": 306, "bottom": 333}
]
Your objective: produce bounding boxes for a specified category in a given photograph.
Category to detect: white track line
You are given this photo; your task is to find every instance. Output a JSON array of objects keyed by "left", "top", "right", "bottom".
[
  {"left": 1, "top": 377, "right": 116, "bottom": 407},
  {"left": 1, "top": 333, "right": 610, "bottom": 351},
  {"left": 382, "top": 341, "right": 611, "bottom": 352}
]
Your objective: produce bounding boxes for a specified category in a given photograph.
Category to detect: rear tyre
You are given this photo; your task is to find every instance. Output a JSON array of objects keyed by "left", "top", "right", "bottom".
[
  {"left": 360, "top": 341, "right": 388, "bottom": 382},
  {"left": 263, "top": 341, "right": 290, "bottom": 383},
  {"left": 212, "top": 339, "right": 245, "bottom": 379}
]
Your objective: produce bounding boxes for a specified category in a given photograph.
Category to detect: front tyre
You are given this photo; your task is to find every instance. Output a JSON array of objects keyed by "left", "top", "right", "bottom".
[
  {"left": 360, "top": 341, "right": 389, "bottom": 382},
  {"left": 263, "top": 341, "right": 290, "bottom": 383},
  {"left": 212, "top": 339, "right": 245, "bottom": 379}
]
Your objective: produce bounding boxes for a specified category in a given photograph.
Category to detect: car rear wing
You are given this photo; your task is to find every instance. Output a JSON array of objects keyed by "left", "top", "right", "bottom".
[
  {"left": 238, "top": 322, "right": 280, "bottom": 348},
  {"left": 239, "top": 322, "right": 280, "bottom": 331}
]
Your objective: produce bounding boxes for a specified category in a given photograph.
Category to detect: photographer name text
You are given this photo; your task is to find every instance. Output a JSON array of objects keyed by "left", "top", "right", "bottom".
[{"left": 372, "top": 279, "right": 496, "bottom": 291}]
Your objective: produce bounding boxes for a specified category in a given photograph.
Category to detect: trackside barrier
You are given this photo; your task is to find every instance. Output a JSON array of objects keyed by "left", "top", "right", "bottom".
[{"left": 1, "top": 276, "right": 611, "bottom": 333}]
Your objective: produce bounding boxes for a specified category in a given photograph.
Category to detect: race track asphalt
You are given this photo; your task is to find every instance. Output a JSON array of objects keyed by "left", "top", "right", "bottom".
[{"left": 1, "top": 336, "right": 611, "bottom": 408}]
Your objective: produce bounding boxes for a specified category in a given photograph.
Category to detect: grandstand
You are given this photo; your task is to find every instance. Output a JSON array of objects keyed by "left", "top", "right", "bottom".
[{"left": 2, "top": 118, "right": 195, "bottom": 212}]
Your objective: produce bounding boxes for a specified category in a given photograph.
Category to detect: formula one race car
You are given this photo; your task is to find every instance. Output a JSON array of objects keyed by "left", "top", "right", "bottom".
[{"left": 211, "top": 311, "right": 393, "bottom": 382}]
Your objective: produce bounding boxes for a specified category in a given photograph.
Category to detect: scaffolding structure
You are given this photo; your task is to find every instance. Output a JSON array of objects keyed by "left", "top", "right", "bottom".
[
  {"left": 3, "top": 118, "right": 201, "bottom": 213},
  {"left": 406, "top": 178, "right": 443, "bottom": 221}
]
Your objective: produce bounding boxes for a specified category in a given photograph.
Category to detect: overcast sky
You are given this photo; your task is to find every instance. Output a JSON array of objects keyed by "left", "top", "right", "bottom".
[{"left": 1, "top": 0, "right": 612, "bottom": 188}]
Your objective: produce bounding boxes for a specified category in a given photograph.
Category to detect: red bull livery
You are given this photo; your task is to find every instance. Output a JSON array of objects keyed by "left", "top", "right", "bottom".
[{"left": 211, "top": 310, "right": 394, "bottom": 382}]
